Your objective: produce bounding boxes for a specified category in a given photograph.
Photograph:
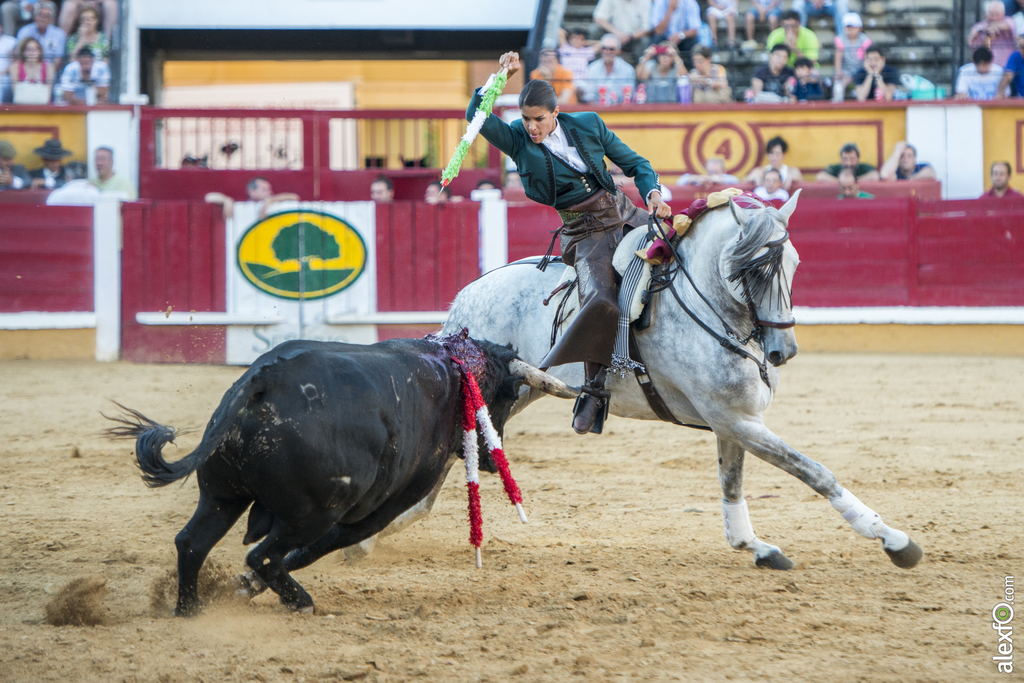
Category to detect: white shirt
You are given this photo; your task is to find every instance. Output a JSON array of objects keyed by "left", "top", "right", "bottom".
[
  {"left": 754, "top": 186, "right": 790, "bottom": 201},
  {"left": 0, "top": 34, "right": 16, "bottom": 86},
  {"left": 58, "top": 59, "right": 111, "bottom": 97},
  {"left": 541, "top": 121, "right": 588, "bottom": 172},
  {"left": 15, "top": 23, "right": 66, "bottom": 62}
]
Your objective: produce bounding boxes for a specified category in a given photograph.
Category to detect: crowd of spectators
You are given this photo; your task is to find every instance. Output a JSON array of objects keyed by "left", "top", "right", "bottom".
[
  {"left": 531, "top": 0, "right": 1024, "bottom": 105},
  {"left": 0, "top": 136, "right": 134, "bottom": 200},
  {"left": 0, "top": 0, "right": 115, "bottom": 105}
]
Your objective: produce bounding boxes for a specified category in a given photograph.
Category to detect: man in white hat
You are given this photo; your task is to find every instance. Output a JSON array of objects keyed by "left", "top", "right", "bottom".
[{"left": 832, "top": 12, "right": 871, "bottom": 101}]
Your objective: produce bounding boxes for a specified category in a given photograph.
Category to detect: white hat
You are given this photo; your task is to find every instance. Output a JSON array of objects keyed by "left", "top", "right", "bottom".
[{"left": 842, "top": 12, "right": 863, "bottom": 27}]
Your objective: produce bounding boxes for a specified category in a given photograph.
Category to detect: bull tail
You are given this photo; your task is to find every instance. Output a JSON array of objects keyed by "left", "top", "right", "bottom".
[{"left": 104, "top": 374, "right": 256, "bottom": 487}]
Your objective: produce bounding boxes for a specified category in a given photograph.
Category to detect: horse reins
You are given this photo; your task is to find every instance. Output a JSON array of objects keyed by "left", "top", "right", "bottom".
[{"left": 646, "top": 215, "right": 793, "bottom": 389}]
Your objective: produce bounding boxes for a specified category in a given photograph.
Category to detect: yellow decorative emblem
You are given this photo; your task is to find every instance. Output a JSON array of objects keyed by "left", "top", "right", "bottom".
[{"left": 236, "top": 211, "right": 367, "bottom": 301}]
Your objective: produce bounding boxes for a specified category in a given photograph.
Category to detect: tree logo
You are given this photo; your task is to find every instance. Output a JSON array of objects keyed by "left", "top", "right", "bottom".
[{"left": 236, "top": 211, "right": 367, "bottom": 300}]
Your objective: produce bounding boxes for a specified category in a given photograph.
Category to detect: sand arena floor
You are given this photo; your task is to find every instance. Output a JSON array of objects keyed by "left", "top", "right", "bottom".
[{"left": 0, "top": 352, "right": 1021, "bottom": 682}]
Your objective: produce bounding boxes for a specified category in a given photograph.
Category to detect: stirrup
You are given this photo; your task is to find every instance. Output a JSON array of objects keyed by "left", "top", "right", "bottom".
[{"left": 572, "top": 393, "right": 610, "bottom": 435}]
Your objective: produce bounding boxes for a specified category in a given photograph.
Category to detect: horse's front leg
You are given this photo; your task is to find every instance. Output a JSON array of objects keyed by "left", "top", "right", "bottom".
[
  {"left": 719, "top": 420, "right": 923, "bottom": 569},
  {"left": 717, "top": 438, "right": 794, "bottom": 570}
]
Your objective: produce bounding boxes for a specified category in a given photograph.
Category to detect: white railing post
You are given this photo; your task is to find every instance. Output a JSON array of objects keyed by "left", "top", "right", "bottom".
[
  {"left": 472, "top": 188, "right": 508, "bottom": 274},
  {"left": 93, "top": 198, "right": 121, "bottom": 361}
]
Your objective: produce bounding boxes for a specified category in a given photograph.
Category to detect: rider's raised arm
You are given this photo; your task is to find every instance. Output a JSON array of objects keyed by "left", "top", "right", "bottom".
[
  {"left": 590, "top": 113, "right": 660, "bottom": 204},
  {"left": 467, "top": 84, "right": 520, "bottom": 159}
]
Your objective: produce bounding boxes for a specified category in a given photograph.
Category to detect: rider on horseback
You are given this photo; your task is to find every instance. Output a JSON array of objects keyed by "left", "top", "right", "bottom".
[{"left": 468, "top": 51, "right": 673, "bottom": 434}]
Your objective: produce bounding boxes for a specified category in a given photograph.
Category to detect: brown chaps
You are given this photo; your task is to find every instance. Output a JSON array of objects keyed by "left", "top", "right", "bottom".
[{"left": 540, "top": 189, "right": 647, "bottom": 369}]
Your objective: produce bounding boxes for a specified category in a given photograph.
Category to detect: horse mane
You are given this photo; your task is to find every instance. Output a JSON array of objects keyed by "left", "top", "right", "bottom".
[{"left": 723, "top": 205, "right": 791, "bottom": 309}]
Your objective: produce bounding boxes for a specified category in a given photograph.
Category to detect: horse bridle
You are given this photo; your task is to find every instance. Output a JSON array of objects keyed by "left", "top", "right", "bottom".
[{"left": 645, "top": 215, "right": 794, "bottom": 388}]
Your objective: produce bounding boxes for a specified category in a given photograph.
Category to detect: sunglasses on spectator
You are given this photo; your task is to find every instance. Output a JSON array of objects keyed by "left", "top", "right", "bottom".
[{"left": 601, "top": 47, "right": 618, "bottom": 51}]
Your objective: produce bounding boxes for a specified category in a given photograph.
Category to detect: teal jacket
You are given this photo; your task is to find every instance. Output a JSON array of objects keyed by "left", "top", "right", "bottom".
[{"left": 467, "top": 90, "right": 660, "bottom": 210}]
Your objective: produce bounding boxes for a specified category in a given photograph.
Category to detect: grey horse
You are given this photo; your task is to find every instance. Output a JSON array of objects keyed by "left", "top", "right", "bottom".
[{"left": 371, "top": 191, "right": 923, "bottom": 571}]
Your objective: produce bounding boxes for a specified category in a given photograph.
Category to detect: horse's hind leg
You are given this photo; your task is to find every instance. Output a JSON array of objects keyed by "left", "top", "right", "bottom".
[
  {"left": 723, "top": 421, "right": 923, "bottom": 569},
  {"left": 717, "top": 439, "right": 794, "bottom": 570},
  {"left": 174, "top": 494, "right": 251, "bottom": 616}
]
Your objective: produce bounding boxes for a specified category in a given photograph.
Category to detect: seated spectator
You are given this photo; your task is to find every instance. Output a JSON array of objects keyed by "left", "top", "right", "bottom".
[
  {"left": 8, "top": 36, "right": 51, "bottom": 103},
  {"left": 0, "top": 0, "right": 35, "bottom": 38},
  {"left": 45, "top": 162, "right": 102, "bottom": 205},
  {"left": 581, "top": 34, "right": 637, "bottom": 104},
  {"left": 1005, "top": 0, "right": 1024, "bottom": 23},
  {"left": 504, "top": 170, "right": 523, "bottom": 191},
  {"left": 832, "top": 12, "right": 871, "bottom": 101},
  {"left": 766, "top": 11, "right": 819, "bottom": 68},
  {"left": 636, "top": 42, "right": 686, "bottom": 102},
  {"left": 205, "top": 176, "right": 298, "bottom": 218},
  {"left": 742, "top": 0, "right": 781, "bottom": 53},
  {"left": 369, "top": 175, "right": 393, "bottom": 203},
  {"left": 970, "top": 1, "right": 1017, "bottom": 69},
  {"left": 14, "top": 1, "right": 61, "bottom": 68},
  {"left": 837, "top": 168, "right": 873, "bottom": 199},
  {"left": 853, "top": 46, "right": 899, "bottom": 102},
  {"left": 676, "top": 157, "right": 739, "bottom": 189},
  {"left": 706, "top": 0, "right": 738, "bottom": 51},
  {"left": 58, "top": 0, "right": 117, "bottom": 37},
  {"left": 530, "top": 48, "right": 577, "bottom": 104},
  {"left": 0, "top": 31, "right": 15, "bottom": 102},
  {"left": 689, "top": 45, "right": 731, "bottom": 103},
  {"left": 997, "top": 34, "right": 1024, "bottom": 98},
  {"left": 58, "top": 46, "right": 109, "bottom": 104},
  {"left": 29, "top": 138, "right": 71, "bottom": 189},
  {"left": 791, "top": 0, "right": 849, "bottom": 35},
  {"left": 64, "top": 5, "right": 109, "bottom": 60},
  {"left": 880, "top": 141, "right": 936, "bottom": 181},
  {"left": 592, "top": 0, "right": 652, "bottom": 62},
  {"left": 0, "top": 139, "right": 31, "bottom": 190},
  {"left": 984, "top": 161, "right": 1021, "bottom": 197},
  {"left": 650, "top": 0, "right": 701, "bottom": 55},
  {"left": 750, "top": 43, "right": 795, "bottom": 102},
  {"left": 90, "top": 146, "right": 135, "bottom": 199},
  {"left": 744, "top": 135, "right": 803, "bottom": 190},
  {"left": 816, "top": 142, "right": 879, "bottom": 183},
  {"left": 792, "top": 57, "right": 824, "bottom": 100},
  {"left": 753, "top": 168, "right": 790, "bottom": 201},
  {"left": 425, "top": 181, "right": 450, "bottom": 204},
  {"left": 558, "top": 28, "right": 599, "bottom": 91},
  {"left": 955, "top": 47, "right": 1006, "bottom": 100}
]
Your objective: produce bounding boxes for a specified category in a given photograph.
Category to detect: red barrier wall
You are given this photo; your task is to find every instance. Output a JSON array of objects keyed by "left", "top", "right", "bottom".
[
  {"left": 0, "top": 205, "right": 93, "bottom": 312},
  {"left": 375, "top": 201, "right": 480, "bottom": 312},
  {"left": 504, "top": 195, "right": 1024, "bottom": 308},
  {"left": 120, "top": 201, "right": 227, "bottom": 363}
]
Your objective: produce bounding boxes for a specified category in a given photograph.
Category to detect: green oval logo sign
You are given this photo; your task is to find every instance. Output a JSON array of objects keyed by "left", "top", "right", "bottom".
[{"left": 236, "top": 210, "right": 367, "bottom": 300}]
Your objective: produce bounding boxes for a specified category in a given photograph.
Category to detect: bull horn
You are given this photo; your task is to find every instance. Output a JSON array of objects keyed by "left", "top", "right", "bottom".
[{"left": 508, "top": 359, "right": 580, "bottom": 399}]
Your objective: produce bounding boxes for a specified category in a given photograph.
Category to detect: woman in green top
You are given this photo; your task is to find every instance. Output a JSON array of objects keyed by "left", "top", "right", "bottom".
[
  {"left": 469, "top": 51, "right": 671, "bottom": 434},
  {"left": 64, "top": 6, "right": 111, "bottom": 60}
]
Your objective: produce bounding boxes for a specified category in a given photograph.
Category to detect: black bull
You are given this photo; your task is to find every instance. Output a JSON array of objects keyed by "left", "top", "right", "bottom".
[{"left": 109, "top": 337, "right": 576, "bottom": 616}]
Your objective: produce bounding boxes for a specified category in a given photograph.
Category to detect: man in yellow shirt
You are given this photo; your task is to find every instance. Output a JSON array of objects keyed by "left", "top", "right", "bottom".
[
  {"left": 765, "top": 10, "right": 820, "bottom": 68},
  {"left": 91, "top": 146, "right": 136, "bottom": 200}
]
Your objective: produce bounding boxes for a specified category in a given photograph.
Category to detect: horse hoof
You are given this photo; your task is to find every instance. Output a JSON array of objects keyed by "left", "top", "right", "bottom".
[
  {"left": 884, "top": 539, "right": 923, "bottom": 569},
  {"left": 755, "top": 551, "right": 794, "bottom": 570},
  {"left": 298, "top": 605, "right": 314, "bottom": 615}
]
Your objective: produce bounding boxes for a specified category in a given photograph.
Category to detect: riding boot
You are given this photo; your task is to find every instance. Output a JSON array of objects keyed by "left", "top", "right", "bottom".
[{"left": 573, "top": 363, "right": 610, "bottom": 434}]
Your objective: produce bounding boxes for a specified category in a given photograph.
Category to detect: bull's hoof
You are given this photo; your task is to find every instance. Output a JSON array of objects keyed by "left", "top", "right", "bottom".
[
  {"left": 173, "top": 601, "right": 203, "bottom": 618},
  {"left": 884, "top": 539, "right": 923, "bottom": 569},
  {"left": 754, "top": 550, "right": 794, "bottom": 571},
  {"left": 234, "top": 571, "right": 268, "bottom": 599}
]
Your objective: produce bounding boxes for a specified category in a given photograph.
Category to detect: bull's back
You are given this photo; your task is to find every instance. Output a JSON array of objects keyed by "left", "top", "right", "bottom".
[{"left": 203, "top": 340, "right": 463, "bottom": 521}]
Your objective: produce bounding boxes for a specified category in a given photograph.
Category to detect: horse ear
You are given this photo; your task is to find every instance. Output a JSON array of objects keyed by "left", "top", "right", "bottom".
[
  {"left": 728, "top": 198, "right": 750, "bottom": 227},
  {"left": 778, "top": 188, "right": 801, "bottom": 222}
]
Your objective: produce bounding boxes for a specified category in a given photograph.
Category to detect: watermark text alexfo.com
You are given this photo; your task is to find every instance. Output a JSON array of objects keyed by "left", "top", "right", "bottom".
[{"left": 993, "top": 575, "right": 1014, "bottom": 674}]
